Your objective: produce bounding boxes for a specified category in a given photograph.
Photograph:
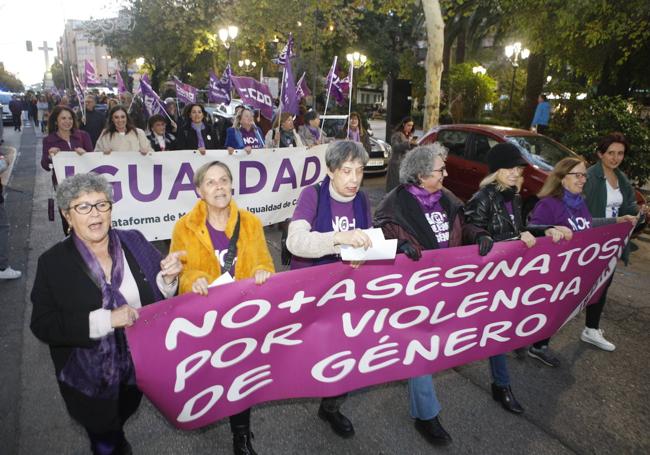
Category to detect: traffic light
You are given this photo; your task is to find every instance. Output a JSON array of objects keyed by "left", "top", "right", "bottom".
[{"left": 26, "top": 40, "right": 32, "bottom": 52}]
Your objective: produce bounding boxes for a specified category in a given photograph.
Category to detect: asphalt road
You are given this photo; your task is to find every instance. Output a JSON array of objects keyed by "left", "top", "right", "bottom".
[{"left": 1, "top": 124, "right": 649, "bottom": 454}]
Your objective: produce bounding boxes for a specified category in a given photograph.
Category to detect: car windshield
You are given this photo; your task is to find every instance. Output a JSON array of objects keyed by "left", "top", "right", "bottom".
[
  {"left": 0, "top": 94, "right": 12, "bottom": 104},
  {"left": 506, "top": 135, "right": 574, "bottom": 171},
  {"left": 321, "top": 117, "right": 347, "bottom": 139}
]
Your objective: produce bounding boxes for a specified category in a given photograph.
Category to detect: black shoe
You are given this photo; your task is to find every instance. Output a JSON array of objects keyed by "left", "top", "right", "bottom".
[
  {"left": 318, "top": 404, "right": 355, "bottom": 438},
  {"left": 414, "top": 416, "right": 452, "bottom": 446},
  {"left": 232, "top": 431, "right": 257, "bottom": 455},
  {"left": 491, "top": 383, "right": 524, "bottom": 414},
  {"left": 528, "top": 345, "right": 560, "bottom": 367}
]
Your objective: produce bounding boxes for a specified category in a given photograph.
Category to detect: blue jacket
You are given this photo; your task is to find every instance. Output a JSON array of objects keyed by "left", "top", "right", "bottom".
[
  {"left": 225, "top": 125, "right": 265, "bottom": 149},
  {"left": 531, "top": 101, "right": 551, "bottom": 127}
]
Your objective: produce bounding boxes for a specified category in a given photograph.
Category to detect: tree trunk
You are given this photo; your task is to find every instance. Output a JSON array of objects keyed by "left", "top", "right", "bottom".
[
  {"left": 454, "top": 20, "right": 466, "bottom": 64},
  {"left": 522, "top": 53, "right": 546, "bottom": 128},
  {"left": 422, "top": 0, "right": 445, "bottom": 131}
]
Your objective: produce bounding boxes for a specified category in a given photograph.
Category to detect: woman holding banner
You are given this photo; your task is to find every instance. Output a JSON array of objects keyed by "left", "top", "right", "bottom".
[
  {"left": 464, "top": 143, "right": 570, "bottom": 410},
  {"left": 94, "top": 106, "right": 153, "bottom": 155},
  {"left": 297, "top": 110, "right": 331, "bottom": 147},
  {"left": 225, "top": 107, "right": 265, "bottom": 155},
  {"left": 175, "top": 103, "right": 219, "bottom": 153},
  {"left": 170, "top": 160, "right": 274, "bottom": 455},
  {"left": 264, "top": 112, "right": 304, "bottom": 148},
  {"left": 527, "top": 155, "right": 640, "bottom": 364},
  {"left": 374, "top": 143, "right": 470, "bottom": 446},
  {"left": 30, "top": 173, "right": 183, "bottom": 455}
]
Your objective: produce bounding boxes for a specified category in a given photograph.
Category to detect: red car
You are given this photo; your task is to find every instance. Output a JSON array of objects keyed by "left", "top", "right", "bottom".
[{"left": 419, "top": 124, "right": 646, "bottom": 217}]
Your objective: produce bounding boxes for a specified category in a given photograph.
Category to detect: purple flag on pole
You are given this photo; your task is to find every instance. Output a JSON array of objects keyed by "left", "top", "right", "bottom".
[
  {"left": 272, "top": 33, "right": 296, "bottom": 65},
  {"left": 116, "top": 70, "right": 127, "bottom": 94},
  {"left": 84, "top": 59, "right": 101, "bottom": 85},
  {"left": 296, "top": 72, "right": 311, "bottom": 99},
  {"left": 325, "top": 57, "right": 348, "bottom": 106},
  {"left": 139, "top": 76, "right": 166, "bottom": 117},
  {"left": 173, "top": 77, "right": 198, "bottom": 104},
  {"left": 71, "top": 69, "right": 85, "bottom": 100},
  {"left": 231, "top": 76, "right": 274, "bottom": 120},
  {"left": 208, "top": 65, "right": 232, "bottom": 104},
  {"left": 280, "top": 35, "right": 299, "bottom": 115}
]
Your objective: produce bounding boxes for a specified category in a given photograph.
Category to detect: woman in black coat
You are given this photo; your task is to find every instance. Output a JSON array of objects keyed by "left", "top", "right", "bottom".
[{"left": 175, "top": 103, "right": 219, "bottom": 153}]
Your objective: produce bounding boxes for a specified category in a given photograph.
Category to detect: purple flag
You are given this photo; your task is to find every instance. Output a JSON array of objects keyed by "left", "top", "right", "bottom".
[
  {"left": 208, "top": 65, "right": 232, "bottom": 104},
  {"left": 280, "top": 35, "right": 299, "bottom": 115},
  {"left": 296, "top": 72, "right": 311, "bottom": 99},
  {"left": 272, "top": 33, "right": 296, "bottom": 65},
  {"left": 231, "top": 76, "right": 274, "bottom": 120},
  {"left": 139, "top": 76, "right": 166, "bottom": 117},
  {"left": 325, "top": 56, "right": 349, "bottom": 106},
  {"left": 116, "top": 70, "right": 127, "bottom": 94},
  {"left": 173, "top": 77, "right": 198, "bottom": 104},
  {"left": 71, "top": 69, "right": 85, "bottom": 101},
  {"left": 84, "top": 59, "right": 101, "bottom": 85}
]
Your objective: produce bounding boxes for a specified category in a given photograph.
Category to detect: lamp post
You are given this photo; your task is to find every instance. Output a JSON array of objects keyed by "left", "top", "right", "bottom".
[
  {"left": 218, "top": 25, "right": 239, "bottom": 63},
  {"left": 345, "top": 51, "right": 367, "bottom": 109},
  {"left": 504, "top": 42, "right": 530, "bottom": 113},
  {"left": 238, "top": 58, "right": 257, "bottom": 73}
]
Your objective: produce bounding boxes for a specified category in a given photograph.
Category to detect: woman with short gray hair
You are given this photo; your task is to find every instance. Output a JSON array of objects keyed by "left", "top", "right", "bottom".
[
  {"left": 31, "top": 172, "right": 183, "bottom": 454},
  {"left": 374, "top": 143, "right": 476, "bottom": 446}
]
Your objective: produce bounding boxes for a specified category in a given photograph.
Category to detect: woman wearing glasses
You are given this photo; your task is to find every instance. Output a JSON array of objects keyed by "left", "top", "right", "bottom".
[
  {"left": 463, "top": 143, "right": 570, "bottom": 414},
  {"left": 31, "top": 173, "right": 184, "bottom": 454},
  {"left": 527, "top": 155, "right": 639, "bottom": 364}
]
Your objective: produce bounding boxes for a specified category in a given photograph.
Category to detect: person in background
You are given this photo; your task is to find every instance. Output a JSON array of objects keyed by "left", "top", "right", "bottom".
[
  {"left": 78, "top": 95, "right": 106, "bottom": 148},
  {"left": 531, "top": 94, "right": 551, "bottom": 134},
  {"left": 119, "top": 92, "right": 146, "bottom": 130},
  {"left": 146, "top": 114, "right": 177, "bottom": 151},
  {"left": 95, "top": 106, "right": 153, "bottom": 155},
  {"left": 286, "top": 141, "right": 371, "bottom": 438},
  {"left": 170, "top": 161, "right": 273, "bottom": 455},
  {"left": 225, "top": 107, "right": 265, "bottom": 155},
  {"left": 163, "top": 98, "right": 180, "bottom": 134},
  {"left": 9, "top": 96, "right": 22, "bottom": 131},
  {"left": 265, "top": 112, "right": 304, "bottom": 148},
  {"left": 30, "top": 173, "right": 183, "bottom": 454},
  {"left": 36, "top": 95, "right": 50, "bottom": 133},
  {"left": 344, "top": 111, "right": 371, "bottom": 153},
  {"left": 0, "top": 153, "right": 21, "bottom": 279},
  {"left": 175, "top": 103, "right": 218, "bottom": 154},
  {"left": 386, "top": 116, "right": 418, "bottom": 192},
  {"left": 297, "top": 110, "right": 331, "bottom": 147}
]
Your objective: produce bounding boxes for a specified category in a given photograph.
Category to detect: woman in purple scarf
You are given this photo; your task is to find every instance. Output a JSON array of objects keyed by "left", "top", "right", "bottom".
[
  {"left": 31, "top": 173, "right": 184, "bottom": 455},
  {"left": 297, "top": 110, "right": 331, "bottom": 147},
  {"left": 176, "top": 103, "right": 219, "bottom": 154},
  {"left": 527, "top": 156, "right": 637, "bottom": 365}
]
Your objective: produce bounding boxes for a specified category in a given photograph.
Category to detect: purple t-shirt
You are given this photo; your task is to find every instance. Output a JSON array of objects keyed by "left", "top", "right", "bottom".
[
  {"left": 206, "top": 221, "right": 237, "bottom": 274},
  {"left": 529, "top": 196, "right": 593, "bottom": 232},
  {"left": 423, "top": 203, "right": 450, "bottom": 248},
  {"left": 240, "top": 127, "right": 263, "bottom": 149},
  {"left": 292, "top": 185, "right": 369, "bottom": 232}
]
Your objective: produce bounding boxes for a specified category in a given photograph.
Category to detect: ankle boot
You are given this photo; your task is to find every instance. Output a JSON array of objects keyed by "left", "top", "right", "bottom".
[
  {"left": 491, "top": 383, "right": 524, "bottom": 414},
  {"left": 232, "top": 428, "right": 257, "bottom": 455}
]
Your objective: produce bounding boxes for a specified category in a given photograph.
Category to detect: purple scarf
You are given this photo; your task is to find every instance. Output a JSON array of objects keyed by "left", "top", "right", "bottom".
[
  {"left": 348, "top": 128, "right": 360, "bottom": 142},
  {"left": 58, "top": 229, "right": 135, "bottom": 399},
  {"left": 192, "top": 122, "right": 205, "bottom": 149},
  {"left": 563, "top": 188, "right": 584, "bottom": 210},
  {"left": 307, "top": 125, "right": 321, "bottom": 141},
  {"left": 405, "top": 184, "right": 443, "bottom": 211}
]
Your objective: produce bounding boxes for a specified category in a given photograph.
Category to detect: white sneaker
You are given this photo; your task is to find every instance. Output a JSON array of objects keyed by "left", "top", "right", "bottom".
[
  {"left": 580, "top": 327, "right": 615, "bottom": 352},
  {"left": 0, "top": 266, "right": 22, "bottom": 280}
]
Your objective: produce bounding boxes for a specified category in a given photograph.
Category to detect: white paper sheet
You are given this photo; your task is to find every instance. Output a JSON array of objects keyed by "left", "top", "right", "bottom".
[
  {"left": 339, "top": 228, "right": 398, "bottom": 261},
  {"left": 209, "top": 272, "right": 235, "bottom": 288}
]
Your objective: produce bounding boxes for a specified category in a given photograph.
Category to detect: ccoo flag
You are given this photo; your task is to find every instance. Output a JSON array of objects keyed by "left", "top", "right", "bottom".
[
  {"left": 325, "top": 56, "right": 349, "bottom": 106},
  {"left": 296, "top": 72, "right": 311, "bottom": 99},
  {"left": 280, "top": 34, "right": 299, "bottom": 115},
  {"left": 208, "top": 64, "right": 232, "bottom": 105},
  {"left": 173, "top": 76, "right": 198, "bottom": 104},
  {"left": 84, "top": 60, "right": 101, "bottom": 85},
  {"left": 139, "top": 76, "right": 166, "bottom": 117}
]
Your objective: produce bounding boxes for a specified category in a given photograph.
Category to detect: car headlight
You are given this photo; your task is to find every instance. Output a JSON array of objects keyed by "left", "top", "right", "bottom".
[{"left": 383, "top": 144, "right": 392, "bottom": 159}]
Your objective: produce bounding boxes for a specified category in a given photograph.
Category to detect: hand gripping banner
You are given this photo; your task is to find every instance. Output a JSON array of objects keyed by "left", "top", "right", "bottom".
[{"left": 126, "top": 223, "right": 632, "bottom": 430}]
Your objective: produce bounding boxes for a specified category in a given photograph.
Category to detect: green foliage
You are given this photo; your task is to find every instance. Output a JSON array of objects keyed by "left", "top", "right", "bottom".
[
  {"left": 0, "top": 65, "right": 24, "bottom": 92},
  {"left": 563, "top": 96, "right": 650, "bottom": 186},
  {"left": 50, "top": 59, "right": 65, "bottom": 89},
  {"left": 448, "top": 62, "right": 497, "bottom": 121}
]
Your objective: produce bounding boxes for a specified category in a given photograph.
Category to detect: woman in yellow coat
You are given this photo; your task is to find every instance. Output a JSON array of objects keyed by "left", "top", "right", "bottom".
[{"left": 170, "top": 160, "right": 274, "bottom": 455}]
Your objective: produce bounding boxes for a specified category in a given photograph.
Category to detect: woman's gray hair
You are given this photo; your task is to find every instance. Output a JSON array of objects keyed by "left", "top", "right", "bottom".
[
  {"left": 56, "top": 173, "right": 113, "bottom": 211},
  {"left": 193, "top": 161, "right": 233, "bottom": 187},
  {"left": 325, "top": 140, "right": 369, "bottom": 171},
  {"left": 399, "top": 142, "right": 448, "bottom": 184}
]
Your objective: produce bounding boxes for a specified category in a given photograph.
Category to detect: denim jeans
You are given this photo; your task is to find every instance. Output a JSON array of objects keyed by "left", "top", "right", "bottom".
[
  {"left": 489, "top": 354, "right": 510, "bottom": 387},
  {"left": 408, "top": 375, "right": 441, "bottom": 420}
]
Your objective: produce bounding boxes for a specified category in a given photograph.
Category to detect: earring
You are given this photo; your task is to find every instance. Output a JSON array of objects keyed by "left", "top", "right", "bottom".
[{"left": 67, "top": 225, "right": 72, "bottom": 235}]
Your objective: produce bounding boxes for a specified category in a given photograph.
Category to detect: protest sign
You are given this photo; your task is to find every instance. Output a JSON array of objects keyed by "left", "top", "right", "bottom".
[{"left": 231, "top": 76, "right": 274, "bottom": 120}]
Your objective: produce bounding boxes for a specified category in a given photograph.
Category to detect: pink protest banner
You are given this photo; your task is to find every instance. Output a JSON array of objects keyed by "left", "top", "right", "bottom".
[{"left": 127, "top": 223, "right": 631, "bottom": 430}]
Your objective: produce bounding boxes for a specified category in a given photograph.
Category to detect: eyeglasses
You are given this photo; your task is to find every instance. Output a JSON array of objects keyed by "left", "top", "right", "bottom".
[
  {"left": 71, "top": 201, "right": 113, "bottom": 214},
  {"left": 432, "top": 166, "right": 446, "bottom": 175},
  {"left": 566, "top": 172, "right": 588, "bottom": 180}
]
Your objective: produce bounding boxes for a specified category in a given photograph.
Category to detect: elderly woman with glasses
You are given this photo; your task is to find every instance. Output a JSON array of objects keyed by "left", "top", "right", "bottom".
[
  {"left": 526, "top": 156, "right": 638, "bottom": 365},
  {"left": 30, "top": 173, "right": 184, "bottom": 454}
]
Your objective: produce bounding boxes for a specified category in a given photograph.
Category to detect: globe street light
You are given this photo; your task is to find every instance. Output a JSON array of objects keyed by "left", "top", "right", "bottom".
[
  {"left": 238, "top": 58, "right": 257, "bottom": 73},
  {"left": 472, "top": 65, "right": 487, "bottom": 76},
  {"left": 504, "top": 42, "right": 530, "bottom": 113},
  {"left": 218, "top": 25, "right": 239, "bottom": 62},
  {"left": 345, "top": 52, "right": 368, "bottom": 136}
]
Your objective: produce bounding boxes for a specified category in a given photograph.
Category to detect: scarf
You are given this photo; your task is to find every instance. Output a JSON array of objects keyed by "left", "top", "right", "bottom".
[
  {"left": 307, "top": 125, "right": 321, "bottom": 141},
  {"left": 562, "top": 188, "right": 584, "bottom": 210},
  {"left": 280, "top": 128, "right": 296, "bottom": 147},
  {"left": 191, "top": 122, "right": 205, "bottom": 149},
  {"left": 348, "top": 128, "right": 360, "bottom": 142},
  {"left": 58, "top": 229, "right": 135, "bottom": 399},
  {"left": 405, "top": 184, "right": 443, "bottom": 211}
]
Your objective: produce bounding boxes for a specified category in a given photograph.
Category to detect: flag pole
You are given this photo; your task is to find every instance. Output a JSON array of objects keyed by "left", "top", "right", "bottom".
[
  {"left": 320, "top": 56, "right": 337, "bottom": 140},
  {"left": 346, "top": 61, "right": 354, "bottom": 138},
  {"left": 274, "top": 67, "right": 286, "bottom": 145}
]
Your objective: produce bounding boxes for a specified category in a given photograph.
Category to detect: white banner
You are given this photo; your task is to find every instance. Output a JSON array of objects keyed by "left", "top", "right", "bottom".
[{"left": 52, "top": 146, "right": 328, "bottom": 240}]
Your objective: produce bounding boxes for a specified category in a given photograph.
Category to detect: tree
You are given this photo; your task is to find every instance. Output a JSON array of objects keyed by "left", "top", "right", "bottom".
[
  {"left": 50, "top": 58, "right": 65, "bottom": 89},
  {"left": 0, "top": 64, "right": 24, "bottom": 92},
  {"left": 422, "top": 0, "right": 445, "bottom": 129}
]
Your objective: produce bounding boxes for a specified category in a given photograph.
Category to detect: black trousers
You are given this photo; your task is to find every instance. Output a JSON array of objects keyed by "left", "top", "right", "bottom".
[{"left": 12, "top": 113, "right": 21, "bottom": 130}]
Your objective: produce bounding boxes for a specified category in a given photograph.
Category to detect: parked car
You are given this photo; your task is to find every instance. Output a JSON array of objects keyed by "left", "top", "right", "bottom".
[
  {"left": 321, "top": 114, "right": 392, "bottom": 174},
  {"left": 419, "top": 124, "right": 646, "bottom": 216},
  {"left": 0, "top": 92, "right": 15, "bottom": 125}
]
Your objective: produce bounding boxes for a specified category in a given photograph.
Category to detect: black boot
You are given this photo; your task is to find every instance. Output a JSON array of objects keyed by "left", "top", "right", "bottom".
[
  {"left": 318, "top": 404, "right": 355, "bottom": 438},
  {"left": 414, "top": 416, "right": 452, "bottom": 445},
  {"left": 491, "top": 383, "right": 524, "bottom": 414},
  {"left": 232, "top": 428, "right": 257, "bottom": 455}
]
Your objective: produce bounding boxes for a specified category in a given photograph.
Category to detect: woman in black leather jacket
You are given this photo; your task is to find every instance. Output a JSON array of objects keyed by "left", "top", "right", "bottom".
[{"left": 463, "top": 143, "right": 570, "bottom": 415}]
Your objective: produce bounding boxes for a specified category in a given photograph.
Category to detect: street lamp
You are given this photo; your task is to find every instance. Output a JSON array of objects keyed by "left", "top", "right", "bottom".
[
  {"left": 218, "top": 25, "right": 239, "bottom": 62},
  {"left": 135, "top": 57, "right": 145, "bottom": 67},
  {"left": 504, "top": 42, "right": 530, "bottom": 113},
  {"left": 472, "top": 65, "right": 486, "bottom": 76},
  {"left": 345, "top": 51, "right": 367, "bottom": 135},
  {"left": 238, "top": 59, "right": 257, "bottom": 72}
]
